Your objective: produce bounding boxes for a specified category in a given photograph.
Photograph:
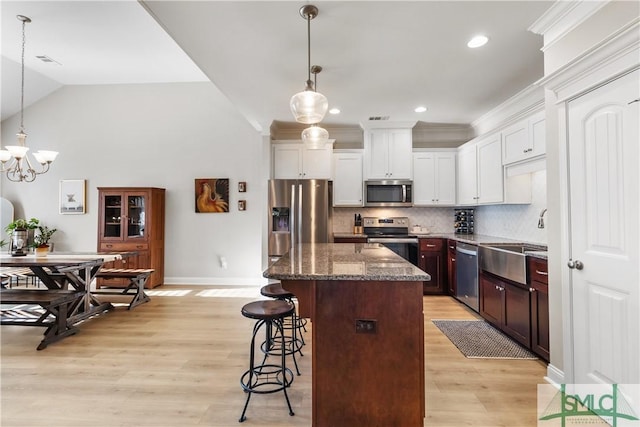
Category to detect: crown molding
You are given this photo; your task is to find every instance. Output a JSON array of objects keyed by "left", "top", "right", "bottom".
[
  {"left": 537, "top": 19, "right": 639, "bottom": 102},
  {"left": 529, "top": 0, "right": 610, "bottom": 51},
  {"left": 471, "top": 84, "right": 544, "bottom": 137}
]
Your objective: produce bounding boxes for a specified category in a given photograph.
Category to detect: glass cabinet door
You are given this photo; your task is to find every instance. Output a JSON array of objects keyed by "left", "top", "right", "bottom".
[
  {"left": 126, "top": 195, "right": 146, "bottom": 239},
  {"left": 103, "top": 194, "right": 123, "bottom": 238}
]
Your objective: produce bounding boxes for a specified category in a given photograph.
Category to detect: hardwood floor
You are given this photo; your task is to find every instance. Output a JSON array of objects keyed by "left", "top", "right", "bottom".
[{"left": 1, "top": 286, "right": 548, "bottom": 426}]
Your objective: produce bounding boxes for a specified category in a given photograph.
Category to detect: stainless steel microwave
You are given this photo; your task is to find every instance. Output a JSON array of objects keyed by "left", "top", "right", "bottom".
[{"left": 364, "top": 180, "right": 413, "bottom": 207}]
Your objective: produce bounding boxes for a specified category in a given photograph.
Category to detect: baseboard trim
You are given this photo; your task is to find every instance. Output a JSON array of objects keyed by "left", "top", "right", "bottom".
[
  {"left": 163, "top": 277, "right": 268, "bottom": 286},
  {"left": 544, "top": 363, "right": 565, "bottom": 386}
]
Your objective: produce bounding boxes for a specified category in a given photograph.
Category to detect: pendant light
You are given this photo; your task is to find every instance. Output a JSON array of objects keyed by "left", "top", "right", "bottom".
[
  {"left": 301, "top": 65, "right": 329, "bottom": 149},
  {"left": 0, "top": 15, "right": 58, "bottom": 183},
  {"left": 289, "top": 5, "right": 328, "bottom": 124}
]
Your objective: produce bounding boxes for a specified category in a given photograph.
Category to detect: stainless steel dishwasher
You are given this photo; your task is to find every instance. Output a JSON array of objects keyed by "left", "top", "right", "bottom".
[{"left": 455, "top": 242, "right": 479, "bottom": 312}]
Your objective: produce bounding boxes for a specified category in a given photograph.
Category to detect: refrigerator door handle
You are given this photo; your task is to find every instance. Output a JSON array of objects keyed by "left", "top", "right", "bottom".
[
  {"left": 290, "top": 184, "right": 296, "bottom": 248},
  {"left": 298, "top": 184, "right": 303, "bottom": 245}
]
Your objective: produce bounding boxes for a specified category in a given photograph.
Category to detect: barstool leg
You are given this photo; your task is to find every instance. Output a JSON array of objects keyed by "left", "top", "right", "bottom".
[{"left": 275, "top": 318, "right": 294, "bottom": 416}]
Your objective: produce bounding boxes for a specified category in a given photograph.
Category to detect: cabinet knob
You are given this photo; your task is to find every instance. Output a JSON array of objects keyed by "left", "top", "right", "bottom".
[
  {"left": 529, "top": 287, "right": 536, "bottom": 293},
  {"left": 451, "top": 258, "right": 455, "bottom": 262}
]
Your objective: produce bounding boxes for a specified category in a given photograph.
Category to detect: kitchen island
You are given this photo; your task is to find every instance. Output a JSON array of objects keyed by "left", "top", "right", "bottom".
[{"left": 263, "top": 243, "right": 430, "bottom": 427}]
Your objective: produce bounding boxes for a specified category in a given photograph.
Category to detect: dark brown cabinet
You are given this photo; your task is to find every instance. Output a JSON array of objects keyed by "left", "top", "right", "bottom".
[
  {"left": 97, "top": 187, "right": 166, "bottom": 288},
  {"left": 480, "top": 256, "right": 550, "bottom": 361},
  {"left": 528, "top": 257, "right": 550, "bottom": 361},
  {"left": 418, "top": 238, "right": 446, "bottom": 294},
  {"left": 479, "top": 272, "right": 531, "bottom": 348},
  {"left": 446, "top": 239, "right": 456, "bottom": 296}
]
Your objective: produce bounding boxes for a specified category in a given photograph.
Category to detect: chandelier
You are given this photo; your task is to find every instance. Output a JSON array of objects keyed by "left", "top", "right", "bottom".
[
  {"left": 0, "top": 15, "right": 58, "bottom": 183},
  {"left": 289, "top": 4, "right": 328, "bottom": 124}
]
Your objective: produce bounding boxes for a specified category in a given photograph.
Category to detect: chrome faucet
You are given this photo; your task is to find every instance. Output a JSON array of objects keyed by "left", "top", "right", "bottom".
[{"left": 538, "top": 208, "right": 547, "bottom": 229}]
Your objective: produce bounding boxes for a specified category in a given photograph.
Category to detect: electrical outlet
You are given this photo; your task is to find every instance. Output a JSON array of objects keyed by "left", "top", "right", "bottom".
[{"left": 355, "top": 319, "right": 377, "bottom": 334}]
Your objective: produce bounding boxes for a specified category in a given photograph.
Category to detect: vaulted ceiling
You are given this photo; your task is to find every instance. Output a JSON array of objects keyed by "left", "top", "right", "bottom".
[{"left": 2, "top": 1, "right": 552, "bottom": 133}]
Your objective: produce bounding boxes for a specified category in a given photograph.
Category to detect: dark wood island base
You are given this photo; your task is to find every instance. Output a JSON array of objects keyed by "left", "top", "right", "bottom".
[
  {"left": 264, "top": 244, "right": 429, "bottom": 427},
  {"left": 284, "top": 279, "right": 425, "bottom": 427}
]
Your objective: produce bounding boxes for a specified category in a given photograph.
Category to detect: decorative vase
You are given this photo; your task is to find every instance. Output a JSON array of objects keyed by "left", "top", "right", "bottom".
[{"left": 35, "top": 246, "right": 49, "bottom": 257}]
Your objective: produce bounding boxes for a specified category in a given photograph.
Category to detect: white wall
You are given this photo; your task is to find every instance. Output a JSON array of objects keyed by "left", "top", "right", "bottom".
[{"left": 0, "top": 82, "right": 268, "bottom": 285}]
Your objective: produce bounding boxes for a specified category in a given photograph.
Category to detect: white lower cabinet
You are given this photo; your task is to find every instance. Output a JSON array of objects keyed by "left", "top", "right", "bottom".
[
  {"left": 333, "top": 152, "right": 363, "bottom": 206},
  {"left": 413, "top": 151, "right": 456, "bottom": 206}
]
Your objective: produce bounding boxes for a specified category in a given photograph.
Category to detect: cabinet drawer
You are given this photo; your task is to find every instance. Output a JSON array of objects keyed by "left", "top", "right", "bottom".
[
  {"left": 419, "top": 238, "right": 443, "bottom": 251},
  {"left": 528, "top": 258, "right": 548, "bottom": 285},
  {"left": 100, "top": 242, "right": 149, "bottom": 252}
]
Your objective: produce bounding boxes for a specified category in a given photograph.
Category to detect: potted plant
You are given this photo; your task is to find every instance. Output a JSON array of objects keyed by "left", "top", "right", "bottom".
[
  {"left": 33, "top": 225, "right": 57, "bottom": 257},
  {"left": 5, "top": 218, "right": 39, "bottom": 256}
]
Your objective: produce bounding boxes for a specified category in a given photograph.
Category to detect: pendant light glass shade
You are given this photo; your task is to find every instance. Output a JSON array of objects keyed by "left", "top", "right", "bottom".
[
  {"left": 290, "top": 86, "right": 328, "bottom": 124},
  {"left": 301, "top": 124, "right": 329, "bottom": 149}
]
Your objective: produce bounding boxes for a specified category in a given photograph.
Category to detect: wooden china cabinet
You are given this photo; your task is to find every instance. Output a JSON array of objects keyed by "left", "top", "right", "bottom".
[{"left": 97, "top": 187, "right": 166, "bottom": 288}]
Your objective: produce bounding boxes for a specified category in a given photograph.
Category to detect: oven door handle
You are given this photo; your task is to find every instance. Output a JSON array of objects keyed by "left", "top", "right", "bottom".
[{"left": 368, "top": 238, "right": 419, "bottom": 244}]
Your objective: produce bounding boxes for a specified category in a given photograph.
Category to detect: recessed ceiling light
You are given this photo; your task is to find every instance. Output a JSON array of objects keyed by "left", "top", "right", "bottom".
[
  {"left": 414, "top": 106, "right": 427, "bottom": 113},
  {"left": 467, "top": 35, "right": 488, "bottom": 48},
  {"left": 329, "top": 108, "right": 341, "bottom": 115}
]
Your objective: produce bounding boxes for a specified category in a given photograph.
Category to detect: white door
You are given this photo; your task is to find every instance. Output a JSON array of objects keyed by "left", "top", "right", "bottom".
[{"left": 567, "top": 70, "right": 639, "bottom": 392}]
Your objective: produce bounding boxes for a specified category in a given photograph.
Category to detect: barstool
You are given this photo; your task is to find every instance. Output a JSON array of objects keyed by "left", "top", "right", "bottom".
[
  {"left": 260, "top": 284, "right": 305, "bottom": 374},
  {"left": 239, "top": 299, "right": 295, "bottom": 423}
]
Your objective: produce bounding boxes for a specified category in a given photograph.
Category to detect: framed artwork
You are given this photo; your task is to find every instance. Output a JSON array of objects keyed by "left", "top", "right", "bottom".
[
  {"left": 238, "top": 181, "right": 247, "bottom": 192},
  {"left": 195, "top": 178, "right": 229, "bottom": 213},
  {"left": 59, "top": 179, "right": 86, "bottom": 214},
  {"left": 238, "top": 200, "right": 246, "bottom": 211}
]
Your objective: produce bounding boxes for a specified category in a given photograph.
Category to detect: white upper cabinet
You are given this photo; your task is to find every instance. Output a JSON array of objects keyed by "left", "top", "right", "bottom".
[
  {"left": 273, "top": 142, "right": 333, "bottom": 179},
  {"left": 502, "top": 110, "right": 546, "bottom": 165},
  {"left": 476, "top": 133, "right": 504, "bottom": 204},
  {"left": 413, "top": 151, "right": 456, "bottom": 206},
  {"left": 364, "top": 128, "right": 412, "bottom": 180},
  {"left": 457, "top": 144, "right": 479, "bottom": 205},
  {"left": 333, "top": 151, "right": 364, "bottom": 207},
  {"left": 456, "top": 133, "right": 504, "bottom": 205}
]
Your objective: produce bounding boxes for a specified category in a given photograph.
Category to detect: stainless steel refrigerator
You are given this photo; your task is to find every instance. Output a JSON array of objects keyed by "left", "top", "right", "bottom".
[{"left": 268, "top": 179, "right": 333, "bottom": 260}]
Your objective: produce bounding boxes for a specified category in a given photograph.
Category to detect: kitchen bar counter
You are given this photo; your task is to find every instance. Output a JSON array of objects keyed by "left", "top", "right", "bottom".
[
  {"left": 264, "top": 243, "right": 430, "bottom": 281},
  {"left": 263, "top": 243, "right": 427, "bottom": 427}
]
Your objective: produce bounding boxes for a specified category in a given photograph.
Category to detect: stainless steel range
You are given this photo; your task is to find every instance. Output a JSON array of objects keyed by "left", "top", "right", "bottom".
[{"left": 363, "top": 217, "right": 419, "bottom": 265}]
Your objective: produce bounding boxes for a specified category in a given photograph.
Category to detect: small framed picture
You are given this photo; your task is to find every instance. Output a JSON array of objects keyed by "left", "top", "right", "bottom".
[
  {"left": 59, "top": 179, "right": 86, "bottom": 214},
  {"left": 238, "top": 181, "right": 247, "bottom": 192},
  {"left": 238, "top": 200, "right": 246, "bottom": 211}
]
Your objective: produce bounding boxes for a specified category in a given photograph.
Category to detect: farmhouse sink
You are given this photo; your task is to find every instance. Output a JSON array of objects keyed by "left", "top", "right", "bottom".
[{"left": 478, "top": 243, "right": 547, "bottom": 285}]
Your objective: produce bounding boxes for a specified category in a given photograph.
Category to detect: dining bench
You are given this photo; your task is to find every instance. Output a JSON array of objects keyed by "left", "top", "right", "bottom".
[
  {"left": 93, "top": 268, "right": 153, "bottom": 310},
  {"left": 0, "top": 288, "right": 85, "bottom": 350}
]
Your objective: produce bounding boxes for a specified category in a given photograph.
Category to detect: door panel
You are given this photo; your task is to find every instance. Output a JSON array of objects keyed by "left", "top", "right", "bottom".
[{"left": 568, "top": 69, "right": 639, "bottom": 390}]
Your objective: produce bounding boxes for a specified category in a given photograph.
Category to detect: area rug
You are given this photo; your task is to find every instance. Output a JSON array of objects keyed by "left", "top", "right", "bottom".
[{"left": 432, "top": 319, "right": 538, "bottom": 359}]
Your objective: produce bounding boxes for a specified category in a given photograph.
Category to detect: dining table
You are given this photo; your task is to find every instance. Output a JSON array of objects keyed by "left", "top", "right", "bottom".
[{"left": 1, "top": 252, "right": 125, "bottom": 323}]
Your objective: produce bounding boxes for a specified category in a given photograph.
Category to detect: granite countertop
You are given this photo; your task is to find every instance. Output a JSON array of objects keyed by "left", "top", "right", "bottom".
[
  {"left": 263, "top": 243, "right": 431, "bottom": 282},
  {"left": 332, "top": 232, "right": 548, "bottom": 260}
]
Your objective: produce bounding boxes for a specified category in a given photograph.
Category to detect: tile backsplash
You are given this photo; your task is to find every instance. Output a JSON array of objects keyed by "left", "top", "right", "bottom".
[{"left": 333, "top": 170, "right": 547, "bottom": 245}]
